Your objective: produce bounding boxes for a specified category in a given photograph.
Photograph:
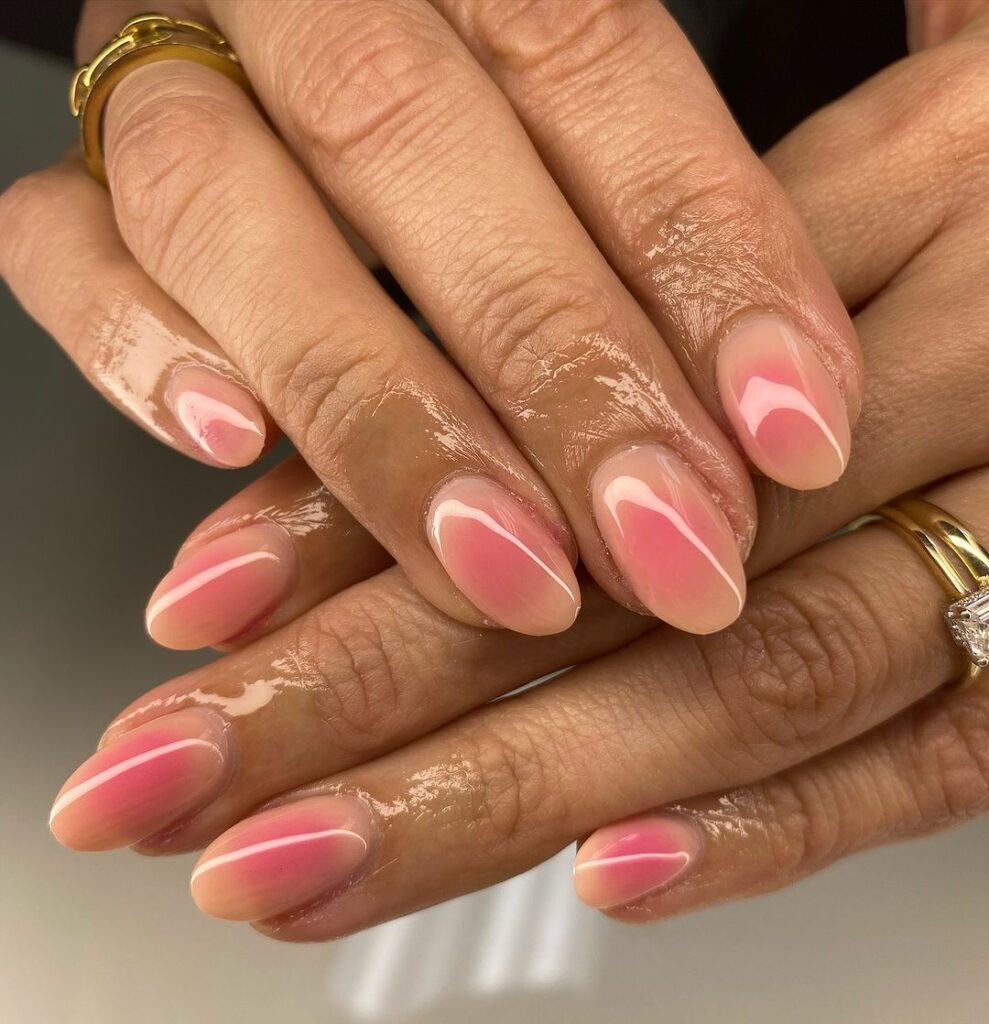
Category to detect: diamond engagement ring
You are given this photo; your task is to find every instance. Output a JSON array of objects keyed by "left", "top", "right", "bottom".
[{"left": 850, "top": 498, "right": 989, "bottom": 687}]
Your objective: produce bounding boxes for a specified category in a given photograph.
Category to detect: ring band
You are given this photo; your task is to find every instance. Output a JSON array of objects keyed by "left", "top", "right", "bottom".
[
  {"left": 850, "top": 498, "right": 989, "bottom": 688},
  {"left": 70, "top": 13, "right": 250, "bottom": 185}
]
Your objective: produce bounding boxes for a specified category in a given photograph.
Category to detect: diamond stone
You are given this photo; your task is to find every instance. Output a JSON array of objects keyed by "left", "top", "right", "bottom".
[{"left": 944, "top": 586, "right": 989, "bottom": 667}]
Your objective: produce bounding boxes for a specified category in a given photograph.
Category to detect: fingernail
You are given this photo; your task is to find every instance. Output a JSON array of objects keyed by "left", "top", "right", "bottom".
[
  {"left": 574, "top": 814, "right": 702, "bottom": 909},
  {"left": 191, "top": 795, "right": 372, "bottom": 921},
  {"left": 166, "top": 365, "right": 266, "bottom": 468},
  {"left": 717, "top": 317, "right": 851, "bottom": 490},
  {"left": 146, "top": 521, "right": 298, "bottom": 650},
  {"left": 427, "top": 475, "right": 580, "bottom": 636},
  {"left": 592, "top": 444, "right": 745, "bottom": 633},
  {"left": 49, "top": 708, "right": 230, "bottom": 851}
]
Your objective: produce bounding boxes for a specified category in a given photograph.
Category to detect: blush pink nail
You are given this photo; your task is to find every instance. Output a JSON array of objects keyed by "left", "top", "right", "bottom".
[
  {"left": 574, "top": 814, "right": 702, "bottom": 909},
  {"left": 49, "top": 708, "right": 229, "bottom": 851},
  {"left": 166, "top": 365, "right": 266, "bottom": 468},
  {"left": 191, "top": 795, "right": 373, "bottom": 921},
  {"left": 146, "top": 521, "right": 299, "bottom": 650},
  {"left": 427, "top": 476, "right": 580, "bottom": 636},
  {"left": 717, "top": 317, "right": 851, "bottom": 490},
  {"left": 592, "top": 444, "right": 745, "bottom": 634}
]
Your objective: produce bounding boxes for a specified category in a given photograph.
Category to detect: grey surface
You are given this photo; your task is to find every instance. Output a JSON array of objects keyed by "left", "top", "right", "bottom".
[{"left": 2, "top": 37, "right": 988, "bottom": 1024}]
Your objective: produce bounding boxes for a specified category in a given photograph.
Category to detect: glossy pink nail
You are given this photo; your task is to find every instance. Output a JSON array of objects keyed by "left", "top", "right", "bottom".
[
  {"left": 146, "top": 521, "right": 298, "bottom": 650},
  {"left": 574, "top": 814, "right": 702, "bottom": 909},
  {"left": 166, "top": 365, "right": 266, "bottom": 468},
  {"left": 717, "top": 317, "right": 851, "bottom": 490},
  {"left": 592, "top": 445, "right": 745, "bottom": 633},
  {"left": 191, "top": 795, "right": 373, "bottom": 921},
  {"left": 427, "top": 476, "right": 580, "bottom": 635},
  {"left": 49, "top": 708, "right": 229, "bottom": 851}
]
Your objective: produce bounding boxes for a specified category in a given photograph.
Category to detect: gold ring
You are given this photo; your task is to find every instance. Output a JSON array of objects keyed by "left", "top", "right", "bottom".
[
  {"left": 849, "top": 498, "right": 989, "bottom": 688},
  {"left": 70, "top": 12, "right": 251, "bottom": 186}
]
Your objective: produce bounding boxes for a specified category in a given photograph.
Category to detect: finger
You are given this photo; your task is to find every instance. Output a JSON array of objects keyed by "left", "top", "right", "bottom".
[
  {"left": 101, "top": 59, "right": 580, "bottom": 637},
  {"left": 765, "top": 9, "right": 989, "bottom": 305},
  {"left": 146, "top": 455, "right": 392, "bottom": 651},
  {"left": 211, "top": 0, "right": 754, "bottom": 635},
  {"left": 189, "top": 467, "right": 989, "bottom": 934},
  {"left": 437, "top": 0, "right": 860, "bottom": 491},
  {"left": 0, "top": 150, "right": 270, "bottom": 468},
  {"left": 583, "top": 676, "right": 989, "bottom": 920},
  {"left": 905, "top": 0, "right": 989, "bottom": 51}
]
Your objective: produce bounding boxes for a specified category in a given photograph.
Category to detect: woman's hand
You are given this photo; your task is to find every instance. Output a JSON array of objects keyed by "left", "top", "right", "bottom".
[
  {"left": 46, "top": 7, "right": 989, "bottom": 937},
  {"left": 0, "top": 0, "right": 863, "bottom": 638}
]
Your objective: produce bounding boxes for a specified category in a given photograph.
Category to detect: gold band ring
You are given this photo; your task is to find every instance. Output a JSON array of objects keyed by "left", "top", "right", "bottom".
[
  {"left": 849, "top": 498, "right": 989, "bottom": 688},
  {"left": 70, "top": 13, "right": 250, "bottom": 185}
]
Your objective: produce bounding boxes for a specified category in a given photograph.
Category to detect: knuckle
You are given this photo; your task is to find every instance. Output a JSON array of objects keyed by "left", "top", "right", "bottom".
[
  {"left": 280, "top": 6, "right": 469, "bottom": 169},
  {"left": 465, "top": 721, "right": 569, "bottom": 853},
  {"left": 106, "top": 66, "right": 241, "bottom": 275},
  {"left": 756, "top": 773, "right": 840, "bottom": 877},
  {"left": 623, "top": 170, "right": 783, "bottom": 314},
  {"left": 305, "top": 599, "right": 409, "bottom": 755},
  {"left": 701, "top": 567, "right": 890, "bottom": 760},
  {"left": 466, "top": 0, "right": 644, "bottom": 80},
  {"left": 461, "top": 259, "right": 611, "bottom": 401},
  {"left": 253, "top": 328, "right": 396, "bottom": 468},
  {"left": 907, "top": 692, "right": 989, "bottom": 824}
]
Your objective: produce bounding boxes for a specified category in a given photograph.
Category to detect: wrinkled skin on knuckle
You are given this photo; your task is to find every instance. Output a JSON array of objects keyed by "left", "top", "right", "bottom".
[
  {"left": 622, "top": 169, "right": 788, "bottom": 349},
  {"left": 277, "top": 3, "right": 468, "bottom": 174},
  {"left": 464, "top": 0, "right": 646, "bottom": 80},
  {"left": 461, "top": 720, "right": 572, "bottom": 856},
  {"left": 106, "top": 70, "right": 243, "bottom": 277},
  {"left": 699, "top": 569, "right": 889, "bottom": 763},
  {"left": 903, "top": 693, "right": 989, "bottom": 825}
]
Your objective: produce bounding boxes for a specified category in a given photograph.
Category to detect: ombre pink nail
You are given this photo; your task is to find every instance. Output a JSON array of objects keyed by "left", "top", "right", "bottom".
[
  {"left": 49, "top": 708, "right": 229, "bottom": 851},
  {"left": 166, "top": 365, "right": 266, "bottom": 468},
  {"left": 592, "top": 445, "right": 745, "bottom": 634},
  {"left": 717, "top": 317, "right": 851, "bottom": 490},
  {"left": 146, "top": 521, "right": 298, "bottom": 650},
  {"left": 427, "top": 476, "right": 580, "bottom": 636},
  {"left": 574, "top": 814, "right": 702, "bottom": 909},
  {"left": 191, "top": 795, "right": 373, "bottom": 921}
]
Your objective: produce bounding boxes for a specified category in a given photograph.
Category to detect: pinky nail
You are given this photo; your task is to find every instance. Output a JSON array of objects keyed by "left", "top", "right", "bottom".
[
  {"left": 145, "top": 521, "right": 299, "bottom": 650},
  {"left": 427, "top": 475, "right": 580, "bottom": 636},
  {"left": 573, "top": 814, "right": 702, "bottom": 909},
  {"left": 717, "top": 317, "right": 851, "bottom": 490},
  {"left": 191, "top": 795, "right": 373, "bottom": 921},
  {"left": 166, "top": 365, "right": 266, "bottom": 468},
  {"left": 49, "top": 708, "right": 230, "bottom": 851}
]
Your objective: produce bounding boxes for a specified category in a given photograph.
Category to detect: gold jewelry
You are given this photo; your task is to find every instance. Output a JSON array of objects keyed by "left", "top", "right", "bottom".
[
  {"left": 70, "top": 13, "right": 250, "bottom": 185},
  {"left": 850, "top": 498, "right": 989, "bottom": 688}
]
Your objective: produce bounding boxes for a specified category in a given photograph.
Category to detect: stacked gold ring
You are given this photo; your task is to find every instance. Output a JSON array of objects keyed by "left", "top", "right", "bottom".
[
  {"left": 70, "top": 12, "right": 250, "bottom": 185},
  {"left": 851, "top": 498, "right": 989, "bottom": 688}
]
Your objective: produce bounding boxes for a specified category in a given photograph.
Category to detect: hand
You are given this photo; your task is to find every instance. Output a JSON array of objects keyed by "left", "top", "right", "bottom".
[
  {"left": 46, "top": 9, "right": 989, "bottom": 936},
  {"left": 0, "top": 0, "right": 863, "bottom": 639}
]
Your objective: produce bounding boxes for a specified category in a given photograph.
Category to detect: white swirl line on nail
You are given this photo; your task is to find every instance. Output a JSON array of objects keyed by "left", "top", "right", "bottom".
[
  {"left": 736, "top": 377, "right": 846, "bottom": 469},
  {"left": 430, "top": 500, "right": 578, "bottom": 602},
  {"left": 573, "top": 851, "right": 691, "bottom": 874},
  {"left": 146, "top": 551, "right": 281, "bottom": 626},
  {"left": 191, "top": 829, "right": 368, "bottom": 882},
  {"left": 174, "top": 390, "right": 264, "bottom": 461},
  {"left": 601, "top": 477, "right": 743, "bottom": 611},
  {"left": 49, "top": 738, "right": 217, "bottom": 825}
]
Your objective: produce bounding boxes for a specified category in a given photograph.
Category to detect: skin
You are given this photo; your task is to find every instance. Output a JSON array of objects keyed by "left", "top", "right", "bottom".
[
  {"left": 0, "top": 0, "right": 865, "bottom": 638},
  {"left": 47, "top": 10, "right": 989, "bottom": 939}
]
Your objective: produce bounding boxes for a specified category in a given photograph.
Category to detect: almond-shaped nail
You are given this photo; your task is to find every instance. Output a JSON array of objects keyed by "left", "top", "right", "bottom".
[
  {"left": 427, "top": 476, "right": 580, "bottom": 636},
  {"left": 717, "top": 317, "right": 851, "bottom": 490},
  {"left": 574, "top": 814, "right": 702, "bottom": 909},
  {"left": 49, "top": 708, "right": 230, "bottom": 851},
  {"left": 592, "top": 444, "right": 745, "bottom": 634},
  {"left": 191, "top": 795, "right": 373, "bottom": 921},
  {"left": 146, "top": 521, "right": 298, "bottom": 650},
  {"left": 166, "top": 365, "right": 266, "bottom": 468}
]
